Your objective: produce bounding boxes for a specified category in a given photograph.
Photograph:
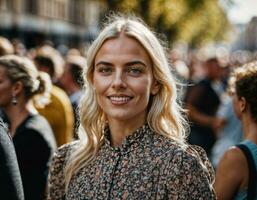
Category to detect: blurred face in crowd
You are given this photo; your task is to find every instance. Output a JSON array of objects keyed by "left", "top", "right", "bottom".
[
  {"left": 93, "top": 34, "right": 159, "bottom": 123},
  {"left": 59, "top": 63, "right": 71, "bottom": 90},
  {"left": 0, "top": 66, "right": 13, "bottom": 107},
  {"left": 205, "top": 60, "right": 221, "bottom": 80}
]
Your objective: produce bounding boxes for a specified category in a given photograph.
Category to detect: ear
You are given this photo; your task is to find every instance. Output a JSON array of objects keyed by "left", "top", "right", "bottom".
[
  {"left": 238, "top": 96, "right": 247, "bottom": 112},
  {"left": 151, "top": 80, "right": 160, "bottom": 95},
  {"left": 11, "top": 81, "right": 23, "bottom": 96}
]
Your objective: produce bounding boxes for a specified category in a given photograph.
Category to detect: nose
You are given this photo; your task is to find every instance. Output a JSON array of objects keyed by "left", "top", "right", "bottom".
[{"left": 111, "top": 70, "right": 127, "bottom": 90}]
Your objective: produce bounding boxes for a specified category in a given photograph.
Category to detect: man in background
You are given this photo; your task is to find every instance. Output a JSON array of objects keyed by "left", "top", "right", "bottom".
[
  {"left": 59, "top": 54, "right": 86, "bottom": 138},
  {"left": 185, "top": 57, "right": 225, "bottom": 157}
]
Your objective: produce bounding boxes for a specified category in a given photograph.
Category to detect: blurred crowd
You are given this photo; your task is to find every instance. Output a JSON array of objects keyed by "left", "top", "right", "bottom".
[
  {"left": 0, "top": 35, "right": 256, "bottom": 199},
  {"left": 169, "top": 46, "right": 257, "bottom": 166},
  {"left": 0, "top": 36, "right": 86, "bottom": 199}
]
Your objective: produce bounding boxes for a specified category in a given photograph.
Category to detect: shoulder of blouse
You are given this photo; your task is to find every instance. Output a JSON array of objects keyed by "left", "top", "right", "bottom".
[
  {"left": 162, "top": 144, "right": 216, "bottom": 199},
  {"left": 162, "top": 143, "right": 215, "bottom": 182},
  {"left": 150, "top": 132, "right": 214, "bottom": 183},
  {"left": 52, "top": 140, "right": 80, "bottom": 164},
  {"left": 187, "top": 145, "right": 215, "bottom": 184},
  {"left": 47, "top": 140, "right": 80, "bottom": 200}
]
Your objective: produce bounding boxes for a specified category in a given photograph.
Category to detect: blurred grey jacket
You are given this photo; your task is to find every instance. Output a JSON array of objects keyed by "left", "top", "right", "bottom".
[{"left": 0, "top": 117, "right": 24, "bottom": 200}]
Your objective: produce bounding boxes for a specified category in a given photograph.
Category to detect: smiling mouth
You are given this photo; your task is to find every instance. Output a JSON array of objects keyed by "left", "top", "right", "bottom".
[{"left": 108, "top": 96, "right": 133, "bottom": 105}]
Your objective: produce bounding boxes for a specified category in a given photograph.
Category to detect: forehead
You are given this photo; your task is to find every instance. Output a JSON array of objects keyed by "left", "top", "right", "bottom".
[{"left": 95, "top": 34, "right": 152, "bottom": 63}]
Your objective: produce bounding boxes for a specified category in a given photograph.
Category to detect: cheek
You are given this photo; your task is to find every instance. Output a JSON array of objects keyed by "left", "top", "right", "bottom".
[
  {"left": 132, "top": 78, "right": 153, "bottom": 99},
  {"left": 232, "top": 98, "right": 241, "bottom": 119},
  {"left": 0, "top": 84, "right": 12, "bottom": 104},
  {"left": 93, "top": 74, "right": 110, "bottom": 95},
  {"left": 0, "top": 82, "right": 12, "bottom": 92},
  {"left": 92, "top": 76, "right": 106, "bottom": 109}
]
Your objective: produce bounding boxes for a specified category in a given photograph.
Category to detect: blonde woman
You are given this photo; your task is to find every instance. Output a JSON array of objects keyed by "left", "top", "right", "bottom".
[{"left": 47, "top": 16, "right": 216, "bottom": 199}]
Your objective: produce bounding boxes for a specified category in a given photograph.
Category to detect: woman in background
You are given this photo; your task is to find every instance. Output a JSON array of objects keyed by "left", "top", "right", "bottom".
[
  {"left": 47, "top": 16, "right": 216, "bottom": 199},
  {"left": 214, "top": 62, "right": 257, "bottom": 199},
  {"left": 0, "top": 55, "right": 56, "bottom": 200}
]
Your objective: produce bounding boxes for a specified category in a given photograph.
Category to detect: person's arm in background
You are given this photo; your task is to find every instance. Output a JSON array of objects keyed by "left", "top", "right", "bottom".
[
  {"left": 214, "top": 147, "right": 246, "bottom": 199},
  {"left": 185, "top": 85, "right": 225, "bottom": 132},
  {"left": 0, "top": 118, "right": 24, "bottom": 200}
]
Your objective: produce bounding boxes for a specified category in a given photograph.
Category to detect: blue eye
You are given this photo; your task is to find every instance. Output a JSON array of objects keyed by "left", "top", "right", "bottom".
[{"left": 127, "top": 67, "right": 142, "bottom": 75}]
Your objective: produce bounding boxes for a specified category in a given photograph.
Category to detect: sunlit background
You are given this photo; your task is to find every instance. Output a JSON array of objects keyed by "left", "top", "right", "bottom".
[
  {"left": 0, "top": 0, "right": 256, "bottom": 69},
  {"left": 226, "top": 0, "right": 257, "bottom": 24}
]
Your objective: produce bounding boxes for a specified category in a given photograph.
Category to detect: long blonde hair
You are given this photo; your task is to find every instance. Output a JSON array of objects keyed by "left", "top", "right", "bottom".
[{"left": 64, "top": 15, "right": 189, "bottom": 190}]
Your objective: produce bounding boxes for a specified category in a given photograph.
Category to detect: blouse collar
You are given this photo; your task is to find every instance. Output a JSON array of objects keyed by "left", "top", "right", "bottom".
[{"left": 103, "top": 123, "right": 151, "bottom": 154}]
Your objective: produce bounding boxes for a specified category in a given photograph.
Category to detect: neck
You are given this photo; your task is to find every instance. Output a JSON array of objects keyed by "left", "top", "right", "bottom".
[
  {"left": 241, "top": 115, "right": 257, "bottom": 144},
  {"left": 3, "top": 100, "right": 38, "bottom": 136},
  {"left": 108, "top": 116, "right": 146, "bottom": 147}
]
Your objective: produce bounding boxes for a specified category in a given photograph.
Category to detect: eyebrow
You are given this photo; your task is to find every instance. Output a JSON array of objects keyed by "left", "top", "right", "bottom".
[
  {"left": 125, "top": 61, "right": 147, "bottom": 67},
  {"left": 95, "top": 61, "right": 113, "bottom": 67},
  {"left": 95, "top": 60, "right": 147, "bottom": 67}
]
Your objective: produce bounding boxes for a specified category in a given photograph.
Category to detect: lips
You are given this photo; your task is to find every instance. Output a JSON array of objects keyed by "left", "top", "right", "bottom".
[{"left": 108, "top": 95, "right": 133, "bottom": 105}]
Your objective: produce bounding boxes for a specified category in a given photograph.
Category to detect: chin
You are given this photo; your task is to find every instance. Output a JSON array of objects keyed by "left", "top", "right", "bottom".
[{"left": 108, "top": 114, "right": 132, "bottom": 121}]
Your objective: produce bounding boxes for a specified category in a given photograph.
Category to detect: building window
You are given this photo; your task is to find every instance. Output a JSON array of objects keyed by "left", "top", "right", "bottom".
[{"left": 25, "top": 0, "right": 38, "bottom": 14}]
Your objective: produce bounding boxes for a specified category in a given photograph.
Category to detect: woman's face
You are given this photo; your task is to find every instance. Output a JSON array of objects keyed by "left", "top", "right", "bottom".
[
  {"left": 0, "top": 66, "right": 13, "bottom": 108},
  {"left": 93, "top": 34, "right": 159, "bottom": 123}
]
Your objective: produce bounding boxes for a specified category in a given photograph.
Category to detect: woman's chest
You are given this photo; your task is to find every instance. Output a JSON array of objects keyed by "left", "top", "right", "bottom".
[{"left": 66, "top": 150, "right": 170, "bottom": 200}]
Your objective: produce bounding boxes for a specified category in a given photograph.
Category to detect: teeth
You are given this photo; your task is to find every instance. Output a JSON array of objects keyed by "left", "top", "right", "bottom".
[{"left": 109, "top": 96, "right": 131, "bottom": 102}]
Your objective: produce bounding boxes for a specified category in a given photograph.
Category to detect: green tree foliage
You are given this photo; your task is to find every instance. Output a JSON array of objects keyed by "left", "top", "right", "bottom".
[{"left": 102, "top": 0, "right": 231, "bottom": 47}]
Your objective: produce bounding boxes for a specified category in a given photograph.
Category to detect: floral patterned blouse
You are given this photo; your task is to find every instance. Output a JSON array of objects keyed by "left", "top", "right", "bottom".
[{"left": 47, "top": 124, "right": 216, "bottom": 200}]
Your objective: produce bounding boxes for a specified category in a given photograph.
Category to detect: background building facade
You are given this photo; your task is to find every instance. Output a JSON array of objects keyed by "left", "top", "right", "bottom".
[{"left": 0, "top": 0, "right": 103, "bottom": 48}]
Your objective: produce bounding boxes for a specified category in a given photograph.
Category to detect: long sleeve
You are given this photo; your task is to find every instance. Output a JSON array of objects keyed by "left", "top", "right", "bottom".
[
  {"left": 47, "top": 142, "right": 78, "bottom": 200},
  {"left": 166, "top": 148, "right": 216, "bottom": 199}
]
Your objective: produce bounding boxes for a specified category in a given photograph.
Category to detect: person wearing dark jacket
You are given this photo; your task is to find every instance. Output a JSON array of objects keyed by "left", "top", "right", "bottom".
[
  {"left": 184, "top": 58, "right": 225, "bottom": 157},
  {"left": 0, "top": 117, "right": 24, "bottom": 200}
]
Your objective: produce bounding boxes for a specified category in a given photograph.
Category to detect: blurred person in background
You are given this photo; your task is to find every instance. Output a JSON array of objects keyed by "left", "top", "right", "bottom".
[
  {"left": 0, "top": 36, "right": 14, "bottom": 117},
  {"left": 0, "top": 55, "right": 56, "bottom": 200},
  {"left": 34, "top": 45, "right": 74, "bottom": 146},
  {"left": 0, "top": 117, "right": 24, "bottom": 200},
  {"left": 47, "top": 16, "right": 216, "bottom": 200},
  {"left": 11, "top": 39, "right": 27, "bottom": 57},
  {"left": 59, "top": 54, "right": 86, "bottom": 138},
  {"left": 169, "top": 49, "right": 190, "bottom": 100},
  {"left": 184, "top": 57, "right": 225, "bottom": 157},
  {"left": 211, "top": 93, "right": 243, "bottom": 168},
  {"left": 215, "top": 62, "right": 257, "bottom": 200},
  {"left": 0, "top": 36, "right": 14, "bottom": 56},
  {"left": 34, "top": 45, "right": 64, "bottom": 84},
  {"left": 66, "top": 48, "right": 82, "bottom": 56},
  {"left": 211, "top": 65, "right": 243, "bottom": 168}
]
